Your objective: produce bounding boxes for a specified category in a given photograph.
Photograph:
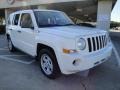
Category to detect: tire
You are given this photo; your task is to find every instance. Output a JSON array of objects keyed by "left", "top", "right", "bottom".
[
  {"left": 7, "top": 37, "right": 16, "bottom": 52},
  {"left": 38, "top": 49, "right": 61, "bottom": 79}
]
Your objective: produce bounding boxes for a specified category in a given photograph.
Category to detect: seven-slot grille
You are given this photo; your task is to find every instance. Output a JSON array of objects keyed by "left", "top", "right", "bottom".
[{"left": 87, "top": 35, "right": 107, "bottom": 52}]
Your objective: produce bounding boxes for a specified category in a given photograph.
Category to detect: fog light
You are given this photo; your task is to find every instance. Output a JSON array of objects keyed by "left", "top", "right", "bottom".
[{"left": 73, "top": 59, "right": 81, "bottom": 66}]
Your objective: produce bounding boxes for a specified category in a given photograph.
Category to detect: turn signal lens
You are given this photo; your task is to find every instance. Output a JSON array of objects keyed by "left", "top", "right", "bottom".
[{"left": 63, "top": 48, "right": 77, "bottom": 54}]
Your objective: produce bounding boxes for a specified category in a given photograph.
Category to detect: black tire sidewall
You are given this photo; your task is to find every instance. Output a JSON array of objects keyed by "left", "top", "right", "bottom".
[
  {"left": 38, "top": 49, "right": 60, "bottom": 79},
  {"left": 8, "top": 38, "right": 15, "bottom": 52}
]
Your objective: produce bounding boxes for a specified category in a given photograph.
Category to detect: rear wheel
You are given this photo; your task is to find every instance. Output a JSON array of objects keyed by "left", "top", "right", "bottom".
[
  {"left": 7, "top": 37, "right": 16, "bottom": 52},
  {"left": 38, "top": 49, "right": 61, "bottom": 79}
]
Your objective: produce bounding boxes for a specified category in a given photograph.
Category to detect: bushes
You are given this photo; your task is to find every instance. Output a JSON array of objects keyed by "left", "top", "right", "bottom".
[{"left": 110, "top": 21, "right": 120, "bottom": 29}]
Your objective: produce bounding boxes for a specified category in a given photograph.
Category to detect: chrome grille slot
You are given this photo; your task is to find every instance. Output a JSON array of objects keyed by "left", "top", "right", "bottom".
[
  {"left": 92, "top": 37, "right": 96, "bottom": 51},
  {"left": 96, "top": 37, "right": 99, "bottom": 50},
  {"left": 99, "top": 36, "right": 102, "bottom": 49},
  {"left": 87, "top": 38, "right": 92, "bottom": 52},
  {"left": 105, "top": 35, "right": 107, "bottom": 46},
  {"left": 87, "top": 35, "right": 107, "bottom": 52},
  {"left": 103, "top": 35, "right": 105, "bottom": 47},
  {"left": 102, "top": 35, "right": 104, "bottom": 48}
]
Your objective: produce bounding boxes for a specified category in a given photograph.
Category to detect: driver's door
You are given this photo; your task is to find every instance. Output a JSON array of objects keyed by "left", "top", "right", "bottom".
[{"left": 19, "top": 12, "right": 36, "bottom": 56}]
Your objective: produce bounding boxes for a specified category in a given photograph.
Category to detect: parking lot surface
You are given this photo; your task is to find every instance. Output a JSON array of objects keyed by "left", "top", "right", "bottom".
[{"left": 0, "top": 34, "right": 120, "bottom": 90}]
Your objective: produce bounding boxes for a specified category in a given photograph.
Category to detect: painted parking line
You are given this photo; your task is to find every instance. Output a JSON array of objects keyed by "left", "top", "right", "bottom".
[
  {"left": 2, "top": 46, "right": 8, "bottom": 49},
  {"left": 0, "top": 47, "right": 35, "bottom": 64},
  {"left": 0, "top": 55, "right": 35, "bottom": 64},
  {"left": 0, "top": 54, "right": 28, "bottom": 56},
  {"left": 0, "top": 48, "right": 9, "bottom": 50}
]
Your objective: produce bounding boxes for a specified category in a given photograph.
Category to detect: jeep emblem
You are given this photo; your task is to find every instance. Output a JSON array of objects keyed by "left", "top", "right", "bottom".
[{"left": 7, "top": 0, "right": 15, "bottom": 4}]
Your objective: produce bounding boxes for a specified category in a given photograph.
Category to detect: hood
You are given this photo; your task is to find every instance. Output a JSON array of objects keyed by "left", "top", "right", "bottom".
[{"left": 38, "top": 26, "right": 107, "bottom": 38}]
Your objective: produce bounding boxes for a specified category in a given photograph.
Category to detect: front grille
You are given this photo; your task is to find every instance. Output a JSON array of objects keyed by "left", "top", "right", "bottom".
[{"left": 87, "top": 35, "right": 107, "bottom": 52}]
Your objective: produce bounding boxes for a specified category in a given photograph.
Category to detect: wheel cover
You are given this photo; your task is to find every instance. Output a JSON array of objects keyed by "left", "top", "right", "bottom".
[{"left": 41, "top": 54, "right": 53, "bottom": 75}]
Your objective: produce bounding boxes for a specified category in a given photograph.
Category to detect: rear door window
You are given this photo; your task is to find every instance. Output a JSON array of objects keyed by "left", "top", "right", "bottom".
[
  {"left": 7, "top": 17, "right": 11, "bottom": 25},
  {"left": 13, "top": 14, "right": 20, "bottom": 25}
]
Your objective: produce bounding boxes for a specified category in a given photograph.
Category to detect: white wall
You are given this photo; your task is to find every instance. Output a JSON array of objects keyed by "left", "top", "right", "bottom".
[{"left": 38, "top": 5, "right": 47, "bottom": 9}]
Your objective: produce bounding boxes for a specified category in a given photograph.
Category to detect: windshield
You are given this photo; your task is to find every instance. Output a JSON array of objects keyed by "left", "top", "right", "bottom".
[{"left": 34, "top": 11, "right": 75, "bottom": 27}]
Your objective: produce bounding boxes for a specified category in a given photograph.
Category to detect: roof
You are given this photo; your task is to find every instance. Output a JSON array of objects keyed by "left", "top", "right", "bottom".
[{"left": 10, "top": 9, "right": 62, "bottom": 13}]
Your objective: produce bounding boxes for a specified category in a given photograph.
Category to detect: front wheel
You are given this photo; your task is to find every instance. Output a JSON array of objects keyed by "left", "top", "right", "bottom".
[{"left": 38, "top": 49, "right": 61, "bottom": 79}]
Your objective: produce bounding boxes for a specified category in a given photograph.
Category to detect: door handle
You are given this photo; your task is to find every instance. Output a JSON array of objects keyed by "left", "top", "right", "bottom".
[
  {"left": 9, "top": 29, "right": 13, "bottom": 31},
  {"left": 17, "top": 30, "right": 22, "bottom": 33}
]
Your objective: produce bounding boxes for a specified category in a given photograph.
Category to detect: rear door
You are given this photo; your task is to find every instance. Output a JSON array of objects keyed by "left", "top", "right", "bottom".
[{"left": 8, "top": 13, "right": 21, "bottom": 48}]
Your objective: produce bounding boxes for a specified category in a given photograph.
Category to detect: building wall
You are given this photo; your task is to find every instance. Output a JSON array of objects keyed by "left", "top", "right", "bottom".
[
  {"left": 5, "top": 5, "right": 47, "bottom": 25},
  {"left": 2, "top": 0, "right": 116, "bottom": 32},
  {"left": 0, "top": 0, "right": 86, "bottom": 9}
]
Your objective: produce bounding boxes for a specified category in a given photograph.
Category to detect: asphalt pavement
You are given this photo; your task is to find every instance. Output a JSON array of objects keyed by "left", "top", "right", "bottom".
[{"left": 0, "top": 34, "right": 120, "bottom": 90}]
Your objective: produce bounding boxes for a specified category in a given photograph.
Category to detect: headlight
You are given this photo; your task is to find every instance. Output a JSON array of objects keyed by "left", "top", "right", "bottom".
[{"left": 77, "top": 38, "right": 86, "bottom": 50}]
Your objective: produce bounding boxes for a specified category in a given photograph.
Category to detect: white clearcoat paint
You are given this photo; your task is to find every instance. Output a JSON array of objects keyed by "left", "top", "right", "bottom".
[{"left": 6, "top": 10, "right": 113, "bottom": 74}]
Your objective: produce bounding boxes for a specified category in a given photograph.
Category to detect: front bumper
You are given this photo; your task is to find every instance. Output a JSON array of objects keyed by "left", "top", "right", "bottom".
[{"left": 58, "top": 44, "right": 113, "bottom": 74}]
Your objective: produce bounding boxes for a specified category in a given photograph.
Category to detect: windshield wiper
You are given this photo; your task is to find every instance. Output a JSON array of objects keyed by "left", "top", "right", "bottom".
[
  {"left": 39, "top": 24, "right": 58, "bottom": 27},
  {"left": 61, "top": 23, "right": 76, "bottom": 26},
  {"left": 38, "top": 24, "right": 76, "bottom": 27}
]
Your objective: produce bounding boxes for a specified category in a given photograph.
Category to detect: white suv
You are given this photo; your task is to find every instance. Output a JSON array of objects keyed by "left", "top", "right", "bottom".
[{"left": 6, "top": 9, "right": 113, "bottom": 79}]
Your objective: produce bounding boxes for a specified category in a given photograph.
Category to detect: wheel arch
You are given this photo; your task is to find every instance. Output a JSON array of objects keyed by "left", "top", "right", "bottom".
[
  {"left": 37, "top": 43, "right": 57, "bottom": 58},
  {"left": 36, "top": 43, "right": 62, "bottom": 72}
]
